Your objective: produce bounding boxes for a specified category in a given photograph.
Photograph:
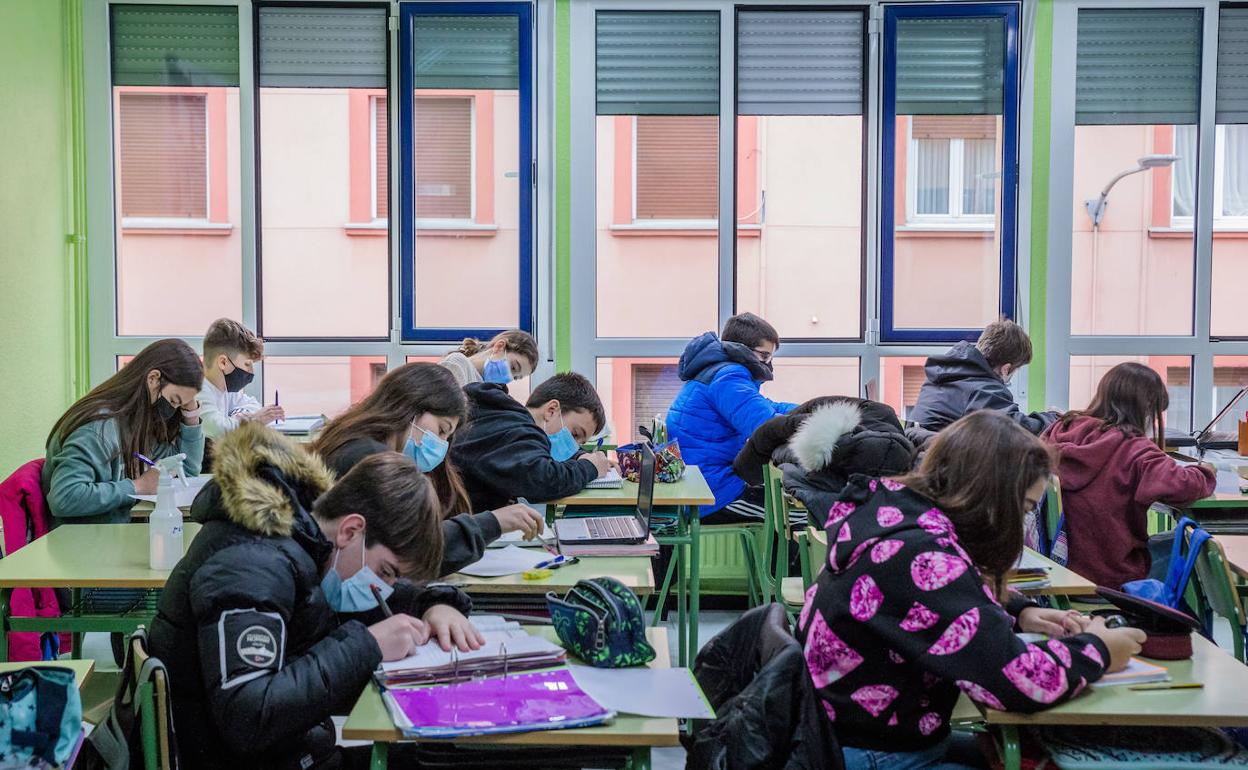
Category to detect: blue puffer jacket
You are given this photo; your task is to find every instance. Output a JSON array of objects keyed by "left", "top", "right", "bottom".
[{"left": 666, "top": 333, "right": 797, "bottom": 515}]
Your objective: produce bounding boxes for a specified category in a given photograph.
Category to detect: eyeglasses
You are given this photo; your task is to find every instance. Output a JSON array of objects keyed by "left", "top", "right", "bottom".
[{"left": 751, "top": 349, "right": 774, "bottom": 364}]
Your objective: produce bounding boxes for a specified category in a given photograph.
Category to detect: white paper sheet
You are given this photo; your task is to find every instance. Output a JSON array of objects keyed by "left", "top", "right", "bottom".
[
  {"left": 380, "top": 629, "right": 562, "bottom": 673},
  {"left": 129, "top": 474, "right": 211, "bottom": 508},
  {"left": 457, "top": 546, "right": 548, "bottom": 577},
  {"left": 568, "top": 666, "right": 715, "bottom": 719},
  {"left": 585, "top": 468, "right": 624, "bottom": 489},
  {"left": 486, "top": 531, "right": 549, "bottom": 549}
]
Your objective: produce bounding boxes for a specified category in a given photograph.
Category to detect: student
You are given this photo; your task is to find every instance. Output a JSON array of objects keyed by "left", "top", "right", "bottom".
[
  {"left": 666, "top": 312, "right": 797, "bottom": 521},
  {"left": 450, "top": 372, "right": 611, "bottom": 512},
  {"left": 439, "top": 329, "right": 539, "bottom": 388},
  {"left": 798, "top": 411, "right": 1145, "bottom": 770},
  {"left": 909, "top": 319, "right": 1057, "bottom": 437},
  {"left": 150, "top": 423, "right": 481, "bottom": 769},
  {"left": 43, "top": 338, "right": 205, "bottom": 524},
  {"left": 312, "top": 362, "right": 544, "bottom": 575},
  {"left": 198, "top": 318, "right": 283, "bottom": 440},
  {"left": 1044, "top": 362, "right": 1216, "bottom": 589}
]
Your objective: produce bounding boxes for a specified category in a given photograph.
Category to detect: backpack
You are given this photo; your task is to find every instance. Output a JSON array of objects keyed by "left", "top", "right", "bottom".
[
  {"left": 1122, "top": 517, "right": 1209, "bottom": 614},
  {"left": 0, "top": 665, "right": 82, "bottom": 768},
  {"left": 0, "top": 459, "right": 71, "bottom": 661}
]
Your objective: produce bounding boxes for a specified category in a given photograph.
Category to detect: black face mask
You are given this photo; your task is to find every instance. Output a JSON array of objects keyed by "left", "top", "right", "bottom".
[
  {"left": 154, "top": 395, "right": 178, "bottom": 422},
  {"left": 223, "top": 363, "right": 254, "bottom": 393}
]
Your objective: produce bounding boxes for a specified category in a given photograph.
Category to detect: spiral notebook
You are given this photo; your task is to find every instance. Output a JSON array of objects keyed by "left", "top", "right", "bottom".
[
  {"left": 382, "top": 669, "right": 614, "bottom": 738},
  {"left": 585, "top": 468, "right": 624, "bottom": 489}
]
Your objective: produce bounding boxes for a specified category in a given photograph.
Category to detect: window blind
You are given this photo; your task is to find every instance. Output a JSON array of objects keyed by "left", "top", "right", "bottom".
[
  {"left": 258, "top": 7, "right": 386, "bottom": 89},
  {"left": 375, "top": 97, "right": 389, "bottom": 220},
  {"left": 1218, "top": 7, "right": 1248, "bottom": 124},
  {"left": 911, "top": 115, "right": 997, "bottom": 140},
  {"left": 737, "top": 11, "right": 863, "bottom": 116},
  {"left": 118, "top": 93, "right": 207, "bottom": 219},
  {"left": 596, "top": 11, "right": 719, "bottom": 116},
  {"left": 895, "top": 16, "right": 1004, "bottom": 115},
  {"left": 634, "top": 116, "right": 718, "bottom": 220},
  {"left": 415, "top": 97, "right": 473, "bottom": 220},
  {"left": 1075, "top": 9, "right": 1201, "bottom": 126},
  {"left": 411, "top": 15, "right": 519, "bottom": 90},
  {"left": 111, "top": 5, "right": 239, "bottom": 87}
]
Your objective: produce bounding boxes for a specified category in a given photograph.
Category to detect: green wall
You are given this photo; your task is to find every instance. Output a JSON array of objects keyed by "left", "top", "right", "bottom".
[{"left": 0, "top": 0, "right": 76, "bottom": 476}]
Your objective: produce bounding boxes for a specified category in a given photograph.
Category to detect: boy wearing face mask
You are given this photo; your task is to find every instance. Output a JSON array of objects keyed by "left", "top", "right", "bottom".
[
  {"left": 151, "top": 423, "right": 481, "bottom": 770},
  {"left": 451, "top": 373, "right": 612, "bottom": 512},
  {"left": 198, "top": 318, "right": 284, "bottom": 440}
]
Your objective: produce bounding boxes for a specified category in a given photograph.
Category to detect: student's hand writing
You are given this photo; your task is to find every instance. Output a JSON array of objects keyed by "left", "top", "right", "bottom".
[
  {"left": 495, "top": 504, "right": 544, "bottom": 540},
  {"left": 422, "top": 605, "right": 485, "bottom": 653},
  {"left": 1018, "top": 607, "right": 1090, "bottom": 638},
  {"left": 1085, "top": 616, "right": 1146, "bottom": 673},
  {"left": 1199, "top": 462, "right": 1218, "bottom": 476},
  {"left": 367, "top": 614, "right": 430, "bottom": 661},
  {"left": 244, "top": 405, "right": 286, "bottom": 425},
  {"left": 584, "top": 451, "right": 611, "bottom": 477},
  {"left": 133, "top": 466, "right": 160, "bottom": 496}
]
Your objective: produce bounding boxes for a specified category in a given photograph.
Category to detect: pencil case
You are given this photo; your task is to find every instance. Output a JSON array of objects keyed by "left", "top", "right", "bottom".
[{"left": 617, "top": 440, "right": 684, "bottom": 483}]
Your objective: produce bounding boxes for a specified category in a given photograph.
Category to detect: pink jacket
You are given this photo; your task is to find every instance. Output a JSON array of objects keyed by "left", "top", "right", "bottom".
[{"left": 0, "top": 459, "right": 69, "bottom": 661}]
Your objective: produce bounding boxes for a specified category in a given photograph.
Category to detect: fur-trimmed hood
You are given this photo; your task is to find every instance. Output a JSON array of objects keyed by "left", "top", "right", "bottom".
[
  {"left": 789, "top": 401, "right": 863, "bottom": 473},
  {"left": 210, "top": 422, "right": 335, "bottom": 536}
]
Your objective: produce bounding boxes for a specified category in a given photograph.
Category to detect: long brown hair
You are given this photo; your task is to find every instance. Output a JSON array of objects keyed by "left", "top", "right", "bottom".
[
  {"left": 897, "top": 411, "right": 1055, "bottom": 596},
  {"left": 1059, "top": 362, "right": 1168, "bottom": 447},
  {"left": 312, "top": 363, "right": 473, "bottom": 517},
  {"left": 47, "top": 339, "right": 203, "bottom": 478},
  {"left": 456, "top": 330, "right": 539, "bottom": 372}
]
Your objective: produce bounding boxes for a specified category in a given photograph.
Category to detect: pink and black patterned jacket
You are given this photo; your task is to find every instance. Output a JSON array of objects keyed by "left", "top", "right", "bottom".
[{"left": 796, "top": 475, "right": 1109, "bottom": 752}]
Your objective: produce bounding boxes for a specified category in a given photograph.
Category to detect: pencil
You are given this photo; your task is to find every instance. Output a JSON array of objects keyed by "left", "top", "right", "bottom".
[
  {"left": 1128, "top": 682, "right": 1203, "bottom": 691},
  {"left": 370, "top": 584, "right": 393, "bottom": 618}
]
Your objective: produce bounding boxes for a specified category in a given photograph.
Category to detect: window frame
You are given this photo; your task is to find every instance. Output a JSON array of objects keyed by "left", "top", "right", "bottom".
[
  {"left": 398, "top": 1, "right": 535, "bottom": 343},
  {"left": 903, "top": 121, "right": 998, "bottom": 229}
]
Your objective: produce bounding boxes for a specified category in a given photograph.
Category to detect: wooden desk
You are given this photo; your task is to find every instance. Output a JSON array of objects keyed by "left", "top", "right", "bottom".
[
  {"left": 343, "top": 627, "right": 679, "bottom": 769},
  {"left": 0, "top": 659, "right": 95, "bottom": 688},
  {"left": 1218, "top": 535, "right": 1248, "bottom": 581},
  {"left": 984, "top": 635, "right": 1248, "bottom": 770},
  {"left": 0, "top": 523, "right": 201, "bottom": 661},
  {"left": 553, "top": 467, "right": 714, "bottom": 668},
  {"left": 445, "top": 556, "right": 654, "bottom": 596}
]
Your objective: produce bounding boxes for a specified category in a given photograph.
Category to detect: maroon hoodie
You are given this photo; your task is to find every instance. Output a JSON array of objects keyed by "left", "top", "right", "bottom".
[{"left": 1043, "top": 416, "right": 1215, "bottom": 589}]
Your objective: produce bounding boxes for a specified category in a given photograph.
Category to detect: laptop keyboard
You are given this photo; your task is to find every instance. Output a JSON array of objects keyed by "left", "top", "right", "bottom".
[{"left": 586, "top": 517, "right": 637, "bottom": 539}]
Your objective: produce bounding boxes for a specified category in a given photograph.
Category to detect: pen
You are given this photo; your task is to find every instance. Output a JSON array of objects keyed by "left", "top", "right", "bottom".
[
  {"left": 135, "top": 453, "right": 156, "bottom": 468},
  {"left": 595, "top": 438, "right": 604, "bottom": 453},
  {"left": 370, "top": 584, "right": 393, "bottom": 618},
  {"left": 274, "top": 390, "right": 281, "bottom": 425},
  {"left": 534, "top": 555, "right": 579, "bottom": 570},
  {"left": 1128, "top": 682, "right": 1203, "bottom": 691}
]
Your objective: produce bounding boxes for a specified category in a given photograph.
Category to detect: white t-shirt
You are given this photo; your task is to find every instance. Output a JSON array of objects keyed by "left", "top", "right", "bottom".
[{"left": 198, "top": 378, "right": 263, "bottom": 440}]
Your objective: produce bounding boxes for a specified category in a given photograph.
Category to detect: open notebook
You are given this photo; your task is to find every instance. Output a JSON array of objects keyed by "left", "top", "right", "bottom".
[
  {"left": 376, "top": 617, "right": 566, "bottom": 686},
  {"left": 1090, "top": 658, "right": 1169, "bottom": 688},
  {"left": 585, "top": 468, "right": 624, "bottom": 489}
]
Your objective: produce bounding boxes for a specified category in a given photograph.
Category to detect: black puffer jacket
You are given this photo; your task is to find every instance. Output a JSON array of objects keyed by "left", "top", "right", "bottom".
[
  {"left": 150, "top": 423, "right": 470, "bottom": 770},
  {"left": 685, "top": 603, "right": 844, "bottom": 770},
  {"left": 733, "top": 397, "right": 915, "bottom": 528},
  {"left": 908, "top": 340, "right": 1057, "bottom": 435}
]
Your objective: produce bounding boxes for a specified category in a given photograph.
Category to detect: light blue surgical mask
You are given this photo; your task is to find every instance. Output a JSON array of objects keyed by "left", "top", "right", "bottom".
[
  {"left": 547, "top": 412, "right": 580, "bottom": 462},
  {"left": 482, "top": 355, "right": 513, "bottom": 384},
  {"left": 320, "top": 536, "right": 393, "bottom": 613},
  {"left": 404, "top": 425, "right": 449, "bottom": 472}
]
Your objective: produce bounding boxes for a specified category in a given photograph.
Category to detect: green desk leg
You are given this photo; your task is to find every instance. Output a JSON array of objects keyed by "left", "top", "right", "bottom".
[
  {"left": 0, "top": 588, "right": 11, "bottom": 662},
  {"left": 1001, "top": 726, "right": 1021, "bottom": 770},
  {"left": 688, "top": 507, "right": 701, "bottom": 667},
  {"left": 71, "top": 588, "right": 82, "bottom": 660},
  {"left": 369, "top": 742, "right": 388, "bottom": 770},
  {"left": 625, "top": 747, "right": 651, "bottom": 770},
  {"left": 676, "top": 516, "right": 688, "bottom": 668}
]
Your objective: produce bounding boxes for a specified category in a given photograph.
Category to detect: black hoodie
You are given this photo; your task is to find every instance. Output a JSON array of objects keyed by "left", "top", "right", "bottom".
[
  {"left": 908, "top": 341, "right": 1057, "bottom": 435},
  {"left": 450, "top": 383, "right": 599, "bottom": 512}
]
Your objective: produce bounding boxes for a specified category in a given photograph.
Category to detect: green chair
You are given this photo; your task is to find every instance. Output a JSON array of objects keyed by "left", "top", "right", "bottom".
[
  {"left": 760, "top": 464, "right": 805, "bottom": 615},
  {"left": 1188, "top": 535, "right": 1247, "bottom": 663},
  {"left": 131, "top": 629, "right": 175, "bottom": 770}
]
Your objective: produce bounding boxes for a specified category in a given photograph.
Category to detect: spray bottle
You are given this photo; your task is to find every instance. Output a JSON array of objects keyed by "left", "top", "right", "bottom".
[{"left": 150, "top": 453, "right": 187, "bottom": 570}]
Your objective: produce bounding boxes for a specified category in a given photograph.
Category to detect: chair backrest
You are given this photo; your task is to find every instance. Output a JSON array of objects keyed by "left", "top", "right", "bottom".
[
  {"left": 130, "top": 632, "right": 174, "bottom": 770},
  {"left": 760, "top": 464, "right": 794, "bottom": 604},
  {"left": 1189, "top": 536, "right": 1246, "bottom": 663}
]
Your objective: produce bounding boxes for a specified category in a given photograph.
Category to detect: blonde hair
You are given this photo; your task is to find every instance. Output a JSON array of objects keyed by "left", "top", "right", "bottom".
[{"left": 455, "top": 330, "right": 539, "bottom": 370}]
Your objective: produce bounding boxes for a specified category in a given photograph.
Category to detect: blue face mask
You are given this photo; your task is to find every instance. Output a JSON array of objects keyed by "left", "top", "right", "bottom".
[
  {"left": 547, "top": 412, "right": 580, "bottom": 462},
  {"left": 321, "top": 536, "right": 393, "bottom": 613},
  {"left": 482, "top": 355, "right": 513, "bottom": 384},
  {"left": 404, "top": 425, "right": 449, "bottom": 472}
]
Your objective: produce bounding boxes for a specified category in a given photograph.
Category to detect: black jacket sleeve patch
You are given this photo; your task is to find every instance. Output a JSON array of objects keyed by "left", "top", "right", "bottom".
[{"left": 215, "top": 608, "right": 286, "bottom": 690}]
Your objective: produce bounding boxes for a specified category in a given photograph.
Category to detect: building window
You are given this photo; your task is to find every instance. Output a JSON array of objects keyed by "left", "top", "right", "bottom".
[
  {"left": 633, "top": 115, "right": 718, "bottom": 222},
  {"left": 373, "top": 96, "right": 388, "bottom": 221},
  {"left": 118, "top": 93, "right": 208, "bottom": 223},
  {"left": 906, "top": 116, "right": 997, "bottom": 226},
  {"left": 414, "top": 96, "right": 474, "bottom": 222},
  {"left": 1173, "top": 124, "right": 1248, "bottom": 227}
]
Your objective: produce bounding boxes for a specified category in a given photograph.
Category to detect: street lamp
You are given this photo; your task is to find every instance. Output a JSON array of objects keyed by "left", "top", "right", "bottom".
[{"left": 1084, "top": 154, "right": 1178, "bottom": 227}]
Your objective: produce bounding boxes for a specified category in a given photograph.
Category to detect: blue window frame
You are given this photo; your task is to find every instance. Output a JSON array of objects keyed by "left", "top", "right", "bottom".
[
  {"left": 398, "top": 2, "right": 533, "bottom": 342},
  {"left": 880, "top": 3, "right": 1019, "bottom": 343}
]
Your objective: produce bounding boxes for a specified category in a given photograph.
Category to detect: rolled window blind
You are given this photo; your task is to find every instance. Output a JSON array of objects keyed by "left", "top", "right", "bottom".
[
  {"left": 912, "top": 115, "right": 997, "bottom": 140},
  {"left": 375, "top": 97, "right": 389, "bottom": 220},
  {"left": 635, "top": 116, "right": 718, "bottom": 220},
  {"left": 1075, "top": 9, "right": 1201, "bottom": 126},
  {"left": 895, "top": 16, "right": 1004, "bottom": 115},
  {"left": 596, "top": 11, "right": 719, "bottom": 116},
  {"left": 111, "top": 5, "right": 239, "bottom": 87},
  {"left": 118, "top": 93, "right": 207, "bottom": 219},
  {"left": 415, "top": 97, "right": 473, "bottom": 220},
  {"left": 258, "top": 7, "right": 386, "bottom": 88},
  {"left": 1218, "top": 7, "right": 1248, "bottom": 124},
  {"left": 737, "top": 11, "right": 863, "bottom": 116},
  {"left": 412, "top": 15, "right": 519, "bottom": 90}
]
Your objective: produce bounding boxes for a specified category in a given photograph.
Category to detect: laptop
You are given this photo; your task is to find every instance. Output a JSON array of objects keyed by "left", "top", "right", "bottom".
[
  {"left": 863, "top": 378, "right": 879, "bottom": 402},
  {"left": 554, "top": 444, "right": 656, "bottom": 544},
  {"left": 1164, "top": 385, "right": 1248, "bottom": 451}
]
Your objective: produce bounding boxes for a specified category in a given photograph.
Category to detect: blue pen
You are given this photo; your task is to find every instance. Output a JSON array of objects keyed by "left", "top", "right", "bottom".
[
  {"left": 134, "top": 453, "right": 156, "bottom": 468},
  {"left": 534, "top": 555, "right": 579, "bottom": 570},
  {"left": 594, "top": 438, "right": 604, "bottom": 452}
]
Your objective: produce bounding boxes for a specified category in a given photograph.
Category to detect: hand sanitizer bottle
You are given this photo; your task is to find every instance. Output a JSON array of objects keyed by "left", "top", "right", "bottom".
[{"left": 150, "top": 453, "right": 187, "bottom": 570}]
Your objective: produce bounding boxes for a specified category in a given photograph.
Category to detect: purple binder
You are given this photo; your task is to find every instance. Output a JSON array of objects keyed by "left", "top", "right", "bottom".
[{"left": 384, "top": 668, "right": 614, "bottom": 738}]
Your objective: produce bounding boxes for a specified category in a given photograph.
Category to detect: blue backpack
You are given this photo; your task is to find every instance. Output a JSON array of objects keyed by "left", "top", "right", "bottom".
[
  {"left": 1122, "top": 516, "right": 1209, "bottom": 612},
  {"left": 0, "top": 665, "right": 83, "bottom": 768}
]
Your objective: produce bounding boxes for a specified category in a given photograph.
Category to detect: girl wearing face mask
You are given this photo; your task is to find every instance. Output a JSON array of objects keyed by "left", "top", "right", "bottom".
[
  {"left": 43, "top": 338, "right": 206, "bottom": 525},
  {"left": 439, "top": 329, "right": 540, "bottom": 388},
  {"left": 313, "top": 363, "right": 545, "bottom": 575}
]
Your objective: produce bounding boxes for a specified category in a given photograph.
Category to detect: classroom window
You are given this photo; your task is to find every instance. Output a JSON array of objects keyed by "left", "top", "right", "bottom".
[
  {"left": 733, "top": 10, "right": 865, "bottom": 341},
  {"left": 1212, "top": 356, "right": 1248, "bottom": 433},
  {"left": 881, "top": 6, "right": 1017, "bottom": 340},
  {"left": 1211, "top": 9, "right": 1248, "bottom": 339},
  {"left": 256, "top": 5, "right": 390, "bottom": 339},
  {"left": 263, "top": 356, "right": 388, "bottom": 419},
  {"left": 594, "top": 11, "right": 720, "bottom": 339},
  {"left": 1069, "top": 9, "right": 1201, "bottom": 337},
  {"left": 1069, "top": 355, "right": 1193, "bottom": 433},
  {"left": 109, "top": 5, "right": 242, "bottom": 338},
  {"left": 879, "top": 357, "right": 928, "bottom": 421},
  {"left": 399, "top": 6, "right": 532, "bottom": 341}
]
